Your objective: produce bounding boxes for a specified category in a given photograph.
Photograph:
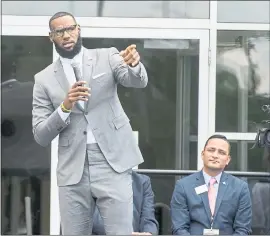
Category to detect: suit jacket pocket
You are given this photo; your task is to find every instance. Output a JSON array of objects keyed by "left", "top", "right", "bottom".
[
  {"left": 59, "top": 137, "right": 74, "bottom": 147},
  {"left": 112, "top": 115, "right": 130, "bottom": 130}
]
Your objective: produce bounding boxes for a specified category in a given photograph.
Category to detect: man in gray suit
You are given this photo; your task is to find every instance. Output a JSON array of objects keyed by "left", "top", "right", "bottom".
[
  {"left": 171, "top": 134, "right": 252, "bottom": 235},
  {"left": 32, "top": 12, "right": 148, "bottom": 235}
]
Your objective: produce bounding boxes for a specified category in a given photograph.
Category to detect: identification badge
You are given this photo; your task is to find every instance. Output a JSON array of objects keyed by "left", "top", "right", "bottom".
[
  {"left": 195, "top": 184, "right": 208, "bottom": 195},
  {"left": 203, "top": 229, "right": 219, "bottom": 235}
]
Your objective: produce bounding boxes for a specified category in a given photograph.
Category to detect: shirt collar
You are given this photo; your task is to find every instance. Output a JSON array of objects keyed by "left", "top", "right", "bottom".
[
  {"left": 59, "top": 48, "right": 83, "bottom": 65},
  {"left": 202, "top": 170, "right": 222, "bottom": 186}
]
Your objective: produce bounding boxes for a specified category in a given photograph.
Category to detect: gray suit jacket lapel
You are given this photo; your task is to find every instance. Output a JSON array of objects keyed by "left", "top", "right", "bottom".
[
  {"left": 54, "top": 59, "right": 70, "bottom": 93},
  {"left": 82, "top": 48, "right": 95, "bottom": 111},
  {"left": 54, "top": 60, "right": 84, "bottom": 112}
]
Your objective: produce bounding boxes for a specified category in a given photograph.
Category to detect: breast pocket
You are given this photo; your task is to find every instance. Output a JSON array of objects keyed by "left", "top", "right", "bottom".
[
  {"left": 92, "top": 72, "right": 111, "bottom": 83},
  {"left": 93, "top": 72, "right": 107, "bottom": 80}
]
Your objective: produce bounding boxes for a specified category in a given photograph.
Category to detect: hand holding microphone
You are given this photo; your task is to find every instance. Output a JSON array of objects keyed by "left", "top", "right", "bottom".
[{"left": 63, "top": 64, "right": 91, "bottom": 110}]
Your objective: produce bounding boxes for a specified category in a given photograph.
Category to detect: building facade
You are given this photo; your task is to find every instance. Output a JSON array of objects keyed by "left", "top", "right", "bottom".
[{"left": 1, "top": 1, "right": 270, "bottom": 235}]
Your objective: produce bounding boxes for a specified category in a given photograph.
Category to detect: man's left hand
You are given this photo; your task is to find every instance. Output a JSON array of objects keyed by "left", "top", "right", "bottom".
[{"left": 120, "top": 44, "right": 140, "bottom": 67}]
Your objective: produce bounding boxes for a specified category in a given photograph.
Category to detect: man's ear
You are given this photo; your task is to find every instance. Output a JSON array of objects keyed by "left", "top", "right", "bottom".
[
  {"left": 201, "top": 150, "right": 204, "bottom": 159},
  {"left": 49, "top": 33, "right": 53, "bottom": 43},
  {"left": 226, "top": 155, "right": 231, "bottom": 165}
]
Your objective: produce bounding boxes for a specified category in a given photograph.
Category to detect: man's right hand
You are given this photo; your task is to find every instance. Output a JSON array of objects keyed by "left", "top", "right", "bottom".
[{"left": 63, "top": 81, "right": 91, "bottom": 110}]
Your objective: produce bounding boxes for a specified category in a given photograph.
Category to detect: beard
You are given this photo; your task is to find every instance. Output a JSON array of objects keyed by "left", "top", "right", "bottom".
[{"left": 54, "top": 34, "right": 82, "bottom": 59}]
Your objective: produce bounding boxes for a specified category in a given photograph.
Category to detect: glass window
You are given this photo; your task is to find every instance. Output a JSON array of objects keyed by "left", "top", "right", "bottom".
[
  {"left": 215, "top": 31, "right": 270, "bottom": 132},
  {"left": 82, "top": 37, "right": 200, "bottom": 170},
  {"left": 217, "top": 1, "right": 270, "bottom": 23},
  {"left": 3, "top": 1, "right": 209, "bottom": 19},
  {"left": 225, "top": 141, "right": 268, "bottom": 172},
  {"left": 1, "top": 36, "right": 52, "bottom": 235}
]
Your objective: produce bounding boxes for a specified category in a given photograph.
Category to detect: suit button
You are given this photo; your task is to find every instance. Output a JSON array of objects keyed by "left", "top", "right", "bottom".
[
  {"left": 83, "top": 131, "right": 87, "bottom": 135},
  {"left": 85, "top": 112, "right": 88, "bottom": 115}
]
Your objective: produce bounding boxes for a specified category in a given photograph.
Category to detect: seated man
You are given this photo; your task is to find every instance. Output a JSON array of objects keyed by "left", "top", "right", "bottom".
[
  {"left": 171, "top": 134, "right": 252, "bottom": 235},
  {"left": 92, "top": 171, "right": 159, "bottom": 235}
]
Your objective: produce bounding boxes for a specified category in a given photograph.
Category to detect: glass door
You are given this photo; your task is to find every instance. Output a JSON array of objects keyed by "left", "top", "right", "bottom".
[
  {"left": 1, "top": 22, "right": 52, "bottom": 235},
  {"left": 51, "top": 28, "right": 209, "bottom": 234}
]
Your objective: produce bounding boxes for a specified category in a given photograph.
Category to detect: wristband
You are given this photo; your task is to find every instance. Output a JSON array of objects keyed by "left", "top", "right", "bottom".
[{"left": 61, "top": 103, "right": 71, "bottom": 113}]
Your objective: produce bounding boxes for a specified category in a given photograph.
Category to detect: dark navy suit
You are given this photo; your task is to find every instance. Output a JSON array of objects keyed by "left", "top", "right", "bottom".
[
  {"left": 92, "top": 171, "right": 159, "bottom": 234},
  {"left": 171, "top": 171, "right": 252, "bottom": 235}
]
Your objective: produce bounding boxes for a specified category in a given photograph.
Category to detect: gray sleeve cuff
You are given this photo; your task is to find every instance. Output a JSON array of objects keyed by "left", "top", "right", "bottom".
[{"left": 128, "top": 63, "right": 141, "bottom": 75}]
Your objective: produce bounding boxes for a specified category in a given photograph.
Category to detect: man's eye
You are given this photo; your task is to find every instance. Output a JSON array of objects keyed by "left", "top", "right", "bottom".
[
  {"left": 67, "top": 26, "right": 76, "bottom": 31},
  {"left": 55, "top": 29, "right": 63, "bottom": 34}
]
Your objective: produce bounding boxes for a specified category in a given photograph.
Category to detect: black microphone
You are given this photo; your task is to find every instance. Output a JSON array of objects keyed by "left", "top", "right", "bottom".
[{"left": 72, "top": 64, "right": 86, "bottom": 101}]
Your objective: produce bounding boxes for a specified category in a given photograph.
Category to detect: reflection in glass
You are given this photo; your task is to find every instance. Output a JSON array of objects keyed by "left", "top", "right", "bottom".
[
  {"left": 217, "top": 1, "right": 270, "bottom": 23},
  {"left": 2, "top": 1, "right": 209, "bottom": 19},
  {"left": 226, "top": 141, "right": 268, "bottom": 172},
  {"left": 216, "top": 31, "right": 270, "bottom": 132},
  {"left": 83, "top": 38, "right": 199, "bottom": 170},
  {"left": 1, "top": 36, "right": 52, "bottom": 235}
]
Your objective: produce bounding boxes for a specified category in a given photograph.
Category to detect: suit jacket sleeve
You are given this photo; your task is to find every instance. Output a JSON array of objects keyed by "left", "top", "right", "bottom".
[
  {"left": 170, "top": 181, "right": 191, "bottom": 235},
  {"left": 32, "top": 81, "right": 70, "bottom": 147},
  {"left": 233, "top": 182, "right": 252, "bottom": 235},
  {"left": 108, "top": 47, "right": 148, "bottom": 88},
  {"left": 139, "top": 176, "right": 159, "bottom": 234}
]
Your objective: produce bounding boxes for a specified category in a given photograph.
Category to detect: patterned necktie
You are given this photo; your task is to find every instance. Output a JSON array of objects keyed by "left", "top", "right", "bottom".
[{"left": 208, "top": 177, "right": 217, "bottom": 215}]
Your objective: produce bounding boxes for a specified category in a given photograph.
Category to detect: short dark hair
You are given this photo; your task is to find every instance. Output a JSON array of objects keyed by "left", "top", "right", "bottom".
[
  {"left": 49, "top": 11, "right": 77, "bottom": 30},
  {"left": 204, "top": 134, "right": 231, "bottom": 153}
]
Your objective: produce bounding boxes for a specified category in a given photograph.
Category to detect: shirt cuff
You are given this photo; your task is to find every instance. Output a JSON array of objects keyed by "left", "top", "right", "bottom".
[
  {"left": 57, "top": 105, "right": 71, "bottom": 122},
  {"left": 128, "top": 63, "right": 141, "bottom": 74}
]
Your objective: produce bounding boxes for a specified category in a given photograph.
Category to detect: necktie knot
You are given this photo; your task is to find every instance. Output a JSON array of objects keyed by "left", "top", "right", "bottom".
[{"left": 209, "top": 177, "right": 216, "bottom": 186}]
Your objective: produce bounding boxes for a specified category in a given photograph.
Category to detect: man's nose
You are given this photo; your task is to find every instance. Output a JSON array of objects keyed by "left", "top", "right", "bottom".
[
  {"left": 212, "top": 151, "right": 219, "bottom": 158},
  {"left": 62, "top": 31, "right": 70, "bottom": 39}
]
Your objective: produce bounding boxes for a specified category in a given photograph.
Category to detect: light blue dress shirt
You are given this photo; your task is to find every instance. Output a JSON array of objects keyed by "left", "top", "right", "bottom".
[{"left": 203, "top": 171, "right": 222, "bottom": 198}]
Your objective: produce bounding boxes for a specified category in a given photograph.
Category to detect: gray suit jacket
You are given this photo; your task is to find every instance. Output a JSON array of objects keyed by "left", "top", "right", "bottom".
[
  {"left": 171, "top": 171, "right": 252, "bottom": 235},
  {"left": 32, "top": 47, "right": 148, "bottom": 186}
]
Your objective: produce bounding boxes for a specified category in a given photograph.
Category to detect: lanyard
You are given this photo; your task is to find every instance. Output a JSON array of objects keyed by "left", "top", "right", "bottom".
[{"left": 210, "top": 216, "right": 214, "bottom": 230}]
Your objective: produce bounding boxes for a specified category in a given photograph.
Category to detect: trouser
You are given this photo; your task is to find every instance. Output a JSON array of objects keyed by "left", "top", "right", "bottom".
[{"left": 59, "top": 143, "right": 133, "bottom": 235}]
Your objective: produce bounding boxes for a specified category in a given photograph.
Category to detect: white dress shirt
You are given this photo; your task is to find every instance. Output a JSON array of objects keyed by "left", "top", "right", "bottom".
[{"left": 57, "top": 48, "right": 141, "bottom": 144}]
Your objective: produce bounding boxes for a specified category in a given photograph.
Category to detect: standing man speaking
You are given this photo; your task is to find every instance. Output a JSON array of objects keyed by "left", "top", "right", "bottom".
[{"left": 32, "top": 12, "right": 148, "bottom": 235}]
